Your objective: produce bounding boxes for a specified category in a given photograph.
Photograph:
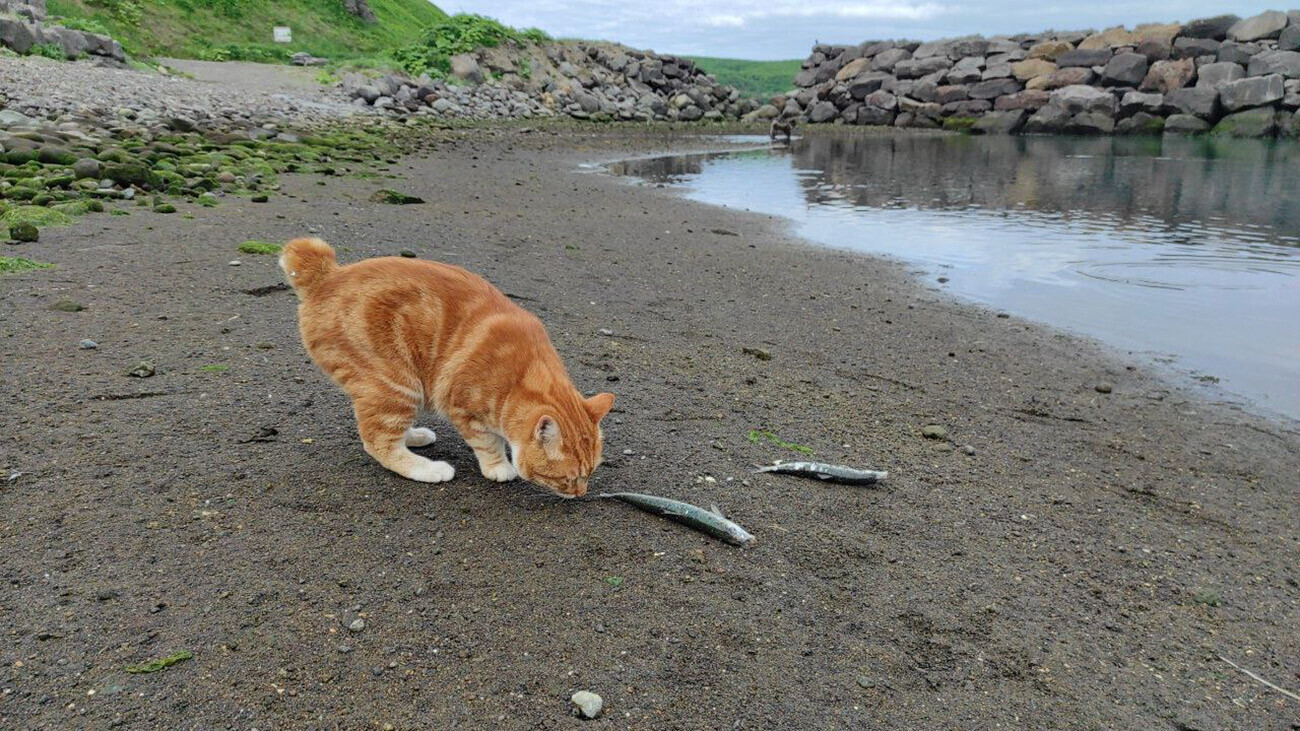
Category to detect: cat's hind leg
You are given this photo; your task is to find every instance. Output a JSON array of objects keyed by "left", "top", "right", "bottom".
[
  {"left": 405, "top": 427, "right": 437, "bottom": 447},
  {"left": 352, "top": 389, "right": 454, "bottom": 483}
]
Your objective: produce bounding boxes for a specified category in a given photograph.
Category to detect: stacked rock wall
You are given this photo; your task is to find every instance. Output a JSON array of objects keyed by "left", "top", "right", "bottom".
[
  {"left": 0, "top": 0, "right": 125, "bottom": 63},
  {"left": 345, "top": 40, "right": 757, "bottom": 121},
  {"left": 788, "top": 10, "right": 1300, "bottom": 137}
]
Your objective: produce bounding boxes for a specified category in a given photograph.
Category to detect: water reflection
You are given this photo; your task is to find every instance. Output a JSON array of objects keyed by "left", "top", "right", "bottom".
[{"left": 610, "top": 134, "right": 1300, "bottom": 420}]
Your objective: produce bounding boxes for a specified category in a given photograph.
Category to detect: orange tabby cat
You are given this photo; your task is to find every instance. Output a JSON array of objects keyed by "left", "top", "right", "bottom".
[{"left": 279, "top": 237, "right": 614, "bottom": 497}]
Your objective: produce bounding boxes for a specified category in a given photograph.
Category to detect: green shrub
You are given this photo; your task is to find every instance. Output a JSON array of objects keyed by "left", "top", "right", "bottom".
[
  {"left": 29, "top": 44, "right": 68, "bottom": 60},
  {"left": 237, "top": 240, "right": 281, "bottom": 255},
  {"left": 0, "top": 256, "right": 54, "bottom": 273},
  {"left": 394, "top": 13, "right": 545, "bottom": 77}
]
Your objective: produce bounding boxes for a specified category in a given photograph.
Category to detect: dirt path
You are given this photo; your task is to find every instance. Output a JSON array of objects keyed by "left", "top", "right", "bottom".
[
  {"left": 1, "top": 127, "right": 1297, "bottom": 730},
  {"left": 160, "top": 58, "right": 335, "bottom": 96}
]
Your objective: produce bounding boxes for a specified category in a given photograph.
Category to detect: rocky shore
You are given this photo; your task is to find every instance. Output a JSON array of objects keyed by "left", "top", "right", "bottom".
[
  {"left": 339, "top": 41, "right": 756, "bottom": 121},
  {"left": 0, "top": 0, "right": 124, "bottom": 64},
  {"left": 784, "top": 10, "right": 1300, "bottom": 137}
]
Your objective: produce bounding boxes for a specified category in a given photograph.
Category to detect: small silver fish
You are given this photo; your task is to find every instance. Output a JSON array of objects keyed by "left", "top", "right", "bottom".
[
  {"left": 755, "top": 461, "right": 887, "bottom": 485},
  {"left": 602, "top": 492, "right": 755, "bottom": 546}
]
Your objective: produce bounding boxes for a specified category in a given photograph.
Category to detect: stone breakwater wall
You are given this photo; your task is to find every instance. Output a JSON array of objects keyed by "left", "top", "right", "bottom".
[
  {"left": 0, "top": 0, "right": 125, "bottom": 64},
  {"left": 786, "top": 10, "right": 1300, "bottom": 137},
  {"left": 343, "top": 40, "right": 758, "bottom": 121}
]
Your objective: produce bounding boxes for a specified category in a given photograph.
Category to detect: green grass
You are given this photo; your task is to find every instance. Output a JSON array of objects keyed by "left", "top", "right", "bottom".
[
  {"left": 125, "top": 650, "right": 193, "bottom": 674},
  {"left": 2, "top": 206, "right": 74, "bottom": 228},
  {"left": 685, "top": 56, "right": 801, "bottom": 98},
  {"left": 238, "top": 240, "right": 281, "bottom": 255},
  {"left": 393, "top": 13, "right": 550, "bottom": 77},
  {"left": 0, "top": 256, "right": 55, "bottom": 273},
  {"left": 45, "top": 0, "right": 446, "bottom": 61},
  {"left": 747, "top": 430, "right": 814, "bottom": 455}
]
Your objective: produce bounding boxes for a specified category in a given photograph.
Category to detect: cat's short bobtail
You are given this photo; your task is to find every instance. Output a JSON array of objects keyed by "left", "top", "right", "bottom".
[{"left": 280, "top": 237, "right": 614, "bottom": 497}]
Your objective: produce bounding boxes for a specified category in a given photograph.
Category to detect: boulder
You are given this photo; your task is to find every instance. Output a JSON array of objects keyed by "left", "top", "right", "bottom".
[
  {"left": 1134, "top": 22, "right": 1183, "bottom": 45},
  {"left": 1163, "top": 113, "right": 1210, "bottom": 134},
  {"left": 908, "top": 80, "right": 940, "bottom": 102},
  {"left": 950, "top": 38, "right": 990, "bottom": 58},
  {"left": 941, "top": 99, "right": 992, "bottom": 116},
  {"left": 1227, "top": 11, "right": 1288, "bottom": 42},
  {"left": 0, "top": 17, "right": 41, "bottom": 54},
  {"left": 848, "top": 73, "right": 892, "bottom": 99},
  {"left": 1023, "top": 104, "right": 1071, "bottom": 133},
  {"left": 1102, "top": 52, "right": 1148, "bottom": 86},
  {"left": 1050, "top": 84, "right": 1117, "bottom": 115},
  {"left": 1180, "top": 14, "right": 1240, "bottom": 40},
  {"left": 1285, "top": 79, "right": 1300, "bottom": 109},
  {"left": 449, "top": 54, "right": 484, "bottom": 84},
  {"left": 1196, "top": 62, "right": 1245, "bottom": 90},
  {"left": 934, "top": 85, "right": 970, "bottom": 104},
  {"left": 1164, "top": 87, "right": 1221, "bottom": 118},
  {"left": 912, "top": 40, "right": 950, "bottom": 59},
  {"left": 946, "top": 64, "right": 983, "bottom": 84},
  {"left": 1135, "top": 38, "right": 1172, "bottom": 61},
  {"left": 1119, "top": 90, "right": 1164, "bottom": 116},
  {"left": 1029, "top": 67, "right": 1096, "bottom": 91},
  {"left": 898, "top": 97, "right": 943, "bottom": 119},
  {"left": 1172, "top": 37, "right": 1221, "bottom": 60},
  {"left": 969, "top": 109, "right": 1026, "bottom": 134},
  {"left": 1057, "top": 48, "right": 1112, "bottom": 68},
  {"left": 1280, "top": 26, "right": 1300, "bottom": 53},
  {"left": 969, "top": 77, "right": 1021, "bottom": 99},
  {"left": 863, "top": 90, "right": 898, "bottom": 111},
  {"left": 1139, "top": 58, "right": 1195, "bottom": 93},
  {"left": 1211, "top": 108, "right": 1279, "bottom": 137},
  {"left": 856, "top": 106, "right": 896, "bottom": 126},
  {"left": 1217, "top": 41, "right": 1259, "bottom": 66},
  {"left": 793, "top": 69, "right": 817, "bottom": 87},
  {"left": 894, "top": 57, "right": 952, "bottom": 79},
  {"left": 871, "top": 48, "right": 912, "bottom": 72},
  {"left": 1011, "top": 58, "right": 1056, "bottom": 81},
  {"left": 808, "top": 100, "right": 839, "bottom": 122},
  {"left": 1116, "top": 112, "right": 1165, "bottom": 134},
  {"left": 834, "top": 58, "right": 872, "bottom": 81},
  {"left": 1248, "top": 51, "right": 1300, "bottom": 79},
  {"left": 1065, "top": 111, "right": 1116, "bottom": 134},
  {"left": 981, "top": 63, "right": 1013, "bottom": 80},
  {"left": 994, "top": 90, "right": 1051, "bottom": 110},
  {"left": 1026, "top": 40, "right": 1073, "bottom": 61},
  {"left": 1219, "top": 74, "right": 1285, "bottom": 111},
  {"left": 1077, "top": 27, "right": 1136, "bottom": 50},
  {"left": 71, "top": 158, "right": 102, "bottom": 180}
]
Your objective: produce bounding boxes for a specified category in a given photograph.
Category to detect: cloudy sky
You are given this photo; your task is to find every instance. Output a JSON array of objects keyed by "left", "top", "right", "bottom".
[{"left": 439, "top": 1, "right": 1281, "bottom": 59}]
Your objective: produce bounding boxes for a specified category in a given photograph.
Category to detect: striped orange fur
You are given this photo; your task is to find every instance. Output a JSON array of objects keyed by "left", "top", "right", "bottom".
[{"left": 280, "top": 237, "right": 614, "bottom": 497}]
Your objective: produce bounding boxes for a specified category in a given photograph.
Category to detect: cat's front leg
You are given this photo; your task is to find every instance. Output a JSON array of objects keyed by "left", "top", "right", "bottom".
[{"left": 456, "top": 418, "right": 518, "bottom": 482}]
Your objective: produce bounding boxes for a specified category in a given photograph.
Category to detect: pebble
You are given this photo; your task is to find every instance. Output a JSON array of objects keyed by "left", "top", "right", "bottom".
[
  {"left": 598, "top": 328, "right": 613, "bottom": 336},
  {"left": 742, "top": 346, "right": 772, "bottom": 361},
  {"left": 1095, "top": 382, "right": 1114, "bottom": 394},
  {"left": 570, "top": 690, "right": 603, "bottom": 719},
  {"left": 126, "top": 361, "right": 155, "bottom": 378},
  {"left": 921, "top": 424, "right": 948, "bottom": 440},
  {"left": 229, "top": 260, "right": 242, "bottom": 266},
  {"left": 960, "top": 444, "right": 976, "bottom": 456},
  {"left": 50, "top": 299, "right": 85, "bottom": 312},
  {"left": 399, "top": 250, "right": 416, "bottom": 258},
  {"left": 78, "top": 339, "right": 98, "bottom": 349},
  {"left": 336, "top": 644, "right": 352, "bottom": 653},
  {"left": 937, "top": 276, "right": 949, "bottom": 283},
  {"left": 348, "top": 618, "right": 366, "bottom": 633}
]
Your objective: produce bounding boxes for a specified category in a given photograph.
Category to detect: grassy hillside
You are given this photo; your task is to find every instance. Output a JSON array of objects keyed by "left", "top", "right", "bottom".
[
  {"left": 686, "top": 56, "right": 801, "bottom": 98},
  {"left": 45, "top": 0, "right": 446, "bottom": 61}
]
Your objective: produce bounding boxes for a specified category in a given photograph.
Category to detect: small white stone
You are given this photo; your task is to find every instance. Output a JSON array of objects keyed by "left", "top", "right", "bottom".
[
  {"left": 229, "top": 260, "right": 242, "bottom": 266},
  {"left": 570, "top": 690, "right": 603, "bottom": 719},
  {"left": 348, "top": 618, "right": 365, "bottom": 632}
]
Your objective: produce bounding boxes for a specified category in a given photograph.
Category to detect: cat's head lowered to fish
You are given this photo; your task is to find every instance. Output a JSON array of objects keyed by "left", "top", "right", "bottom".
[{"left": 509, "top": 392, "right": 614, "bottom": 498}]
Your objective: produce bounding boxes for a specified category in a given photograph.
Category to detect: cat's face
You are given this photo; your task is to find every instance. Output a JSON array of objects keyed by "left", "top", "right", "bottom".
[{"left": 514, "top": 393, "right": 615, "bottom": 498}]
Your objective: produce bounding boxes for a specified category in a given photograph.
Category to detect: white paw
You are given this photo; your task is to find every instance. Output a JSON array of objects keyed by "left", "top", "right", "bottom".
[
  {"left": 404, "top": 459, "right": 455, "bottom": 483},
  {"left": 480, "top": 461, "right": 519, "bottom": 482},
  {"left": 405, "top": 427, "right": 437, "bottom": 448}
]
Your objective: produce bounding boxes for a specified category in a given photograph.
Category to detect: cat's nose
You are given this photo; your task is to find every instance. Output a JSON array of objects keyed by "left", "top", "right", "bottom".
[{"left": 571, "top": 478, "right": 588, "bottom": 497}]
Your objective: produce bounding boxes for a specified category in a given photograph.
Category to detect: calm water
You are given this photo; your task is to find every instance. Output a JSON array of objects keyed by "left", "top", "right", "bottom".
[{"left": 609, "top": 134, "right": 1300, "bottom": 421}]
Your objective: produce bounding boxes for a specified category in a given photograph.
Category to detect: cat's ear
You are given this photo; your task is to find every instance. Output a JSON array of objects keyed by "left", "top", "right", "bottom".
[
  {"left": 534, "top": 415, "right": 561, "bottom": 447},
  {"left": 585, "top": 393, "right": 615, "bottom": 422}
]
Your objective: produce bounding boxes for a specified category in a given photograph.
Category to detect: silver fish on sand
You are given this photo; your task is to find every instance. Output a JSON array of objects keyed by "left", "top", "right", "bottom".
[
  {"left": 755, "top": 461, "right": 887, "bottom": 485},
  {"left": 602, "top": 492, "right": 755, "bottom": 546}
]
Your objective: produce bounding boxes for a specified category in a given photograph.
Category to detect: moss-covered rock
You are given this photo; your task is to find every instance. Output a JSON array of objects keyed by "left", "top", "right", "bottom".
[
  {"left": 153, "top": 203, "right": 177, "bottom": 214},
  {"left": 9, "top": 221, "right": 38, "bottom": 242},
  {"left": 369, "top": 189, "right": 424, "bottom": 204},
  {"left": 37, "top": 147, "right": 77, "bottom": 166},
  {"left": 104, "top": 162, "right": 150, "bottom": 187}
]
